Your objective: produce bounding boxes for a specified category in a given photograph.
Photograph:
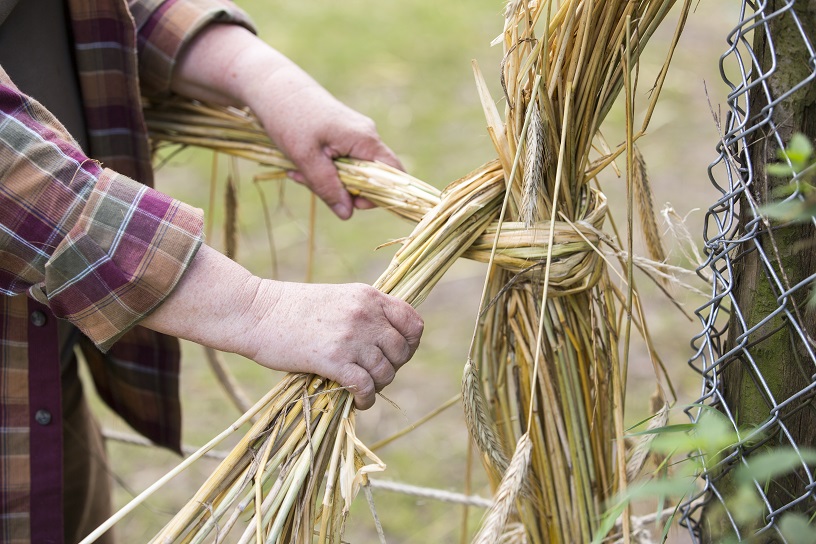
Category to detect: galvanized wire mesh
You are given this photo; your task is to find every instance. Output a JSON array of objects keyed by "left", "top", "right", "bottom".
[{"left": 680, "top": 0, "right": 816, "bottom": 541}]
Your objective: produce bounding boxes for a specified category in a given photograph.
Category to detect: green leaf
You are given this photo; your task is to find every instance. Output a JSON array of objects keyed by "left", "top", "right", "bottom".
[
  {"left": 768, "top": 163, "right": 797, "bottom": 178},
  {"left": 694, "top": 411, "right": 741, "bottom": 452},
  {"left": 625, "top": 411, "right": 673, "bottom": 432},
  {"left": 592, "top": 500, "right": 629, "bottom": 544},
  {"left": 624, "top": 479, "right": 696, "bottom": 501},
  {"left": 785, "top": 134, "right": 814, "bottom": 166},
  {"left": 627, "top": 423, "right": 695, "bottom": 437},
  {"left": 592, "top": 481, "right": 694, "bottom": 544},
  {"left": 771, "top": 183, "right": 802, "bottom": 198},
  {"left": 760, "top": 200, "right": 816, "bottom": 222},
  {"left": 651, "top": 431, "right": 698, "bottom": 455},
  {"left": 779, "top": 513, "right": 816, "bottom": 544},
  {"left": 735, "top": 447, "right": 816, "bottom": 485},
  {"left": 800, "top": 180, "right": 816, "bottom": 195},
  {"left": 650, "top": 412, "right": 740, "bottom": 458},
  {"left": 728, "top": 486, "right": 764, "bottom": 525},
  {"left": 659, "top": 503, "right": 682, "bottom": 544}
]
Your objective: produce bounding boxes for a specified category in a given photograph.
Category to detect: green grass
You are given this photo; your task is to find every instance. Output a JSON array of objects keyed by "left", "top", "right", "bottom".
[{"left": 86, "top": 1, "right": 741, "bottom": 542}]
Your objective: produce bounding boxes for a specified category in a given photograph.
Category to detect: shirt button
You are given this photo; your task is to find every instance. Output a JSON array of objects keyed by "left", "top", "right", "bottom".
[
  {"left": 34, "top": 409, "right": 52, "bottom": 426},
  {"left": 30, "top": 310, "right": 47, "bottom": 327}
]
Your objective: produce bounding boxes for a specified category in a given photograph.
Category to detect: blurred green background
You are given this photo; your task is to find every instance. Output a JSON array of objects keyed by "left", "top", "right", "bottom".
[{"left": 88, "top": 1, "right": 739, "bottom": 542}]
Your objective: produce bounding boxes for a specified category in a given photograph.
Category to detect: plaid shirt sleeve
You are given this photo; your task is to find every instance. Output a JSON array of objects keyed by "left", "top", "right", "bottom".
[
  {"left": 0, "top": 73, "right": 204, "bottom": 352},
  {"left": 128, "top": 0, "right": 256, "bottom": 97}
]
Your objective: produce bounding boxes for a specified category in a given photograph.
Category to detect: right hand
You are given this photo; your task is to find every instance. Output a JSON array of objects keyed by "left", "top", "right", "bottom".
[
  {"left": 238, "top": 280, "right": 424, "bottom": 409},
  {"left": 141, "top": 245, "right": 421, "bottom": 409}
]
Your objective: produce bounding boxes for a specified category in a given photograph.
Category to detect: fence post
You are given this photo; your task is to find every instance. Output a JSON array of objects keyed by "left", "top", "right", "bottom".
[{"left": 701, "top": 1, "right": 816, "bottom": 540}]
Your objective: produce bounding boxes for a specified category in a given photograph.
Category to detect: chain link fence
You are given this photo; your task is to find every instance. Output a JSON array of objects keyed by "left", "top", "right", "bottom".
[{"left": 680, "top": 0, "right": 816, "bottom": 541}]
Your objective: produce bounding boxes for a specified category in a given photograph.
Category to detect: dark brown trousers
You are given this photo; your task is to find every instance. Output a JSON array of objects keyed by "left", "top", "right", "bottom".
[{"left": 62, "top": 358, "right": 114, "bottom": 544}]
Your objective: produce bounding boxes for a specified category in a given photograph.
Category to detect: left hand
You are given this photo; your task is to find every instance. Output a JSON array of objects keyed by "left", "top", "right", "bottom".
[
  {"left": 171, "top": 24, "right": 403, "bottom": 219},
  {"left": 242, "top": 66, "right": 402, "bottom": 219}
]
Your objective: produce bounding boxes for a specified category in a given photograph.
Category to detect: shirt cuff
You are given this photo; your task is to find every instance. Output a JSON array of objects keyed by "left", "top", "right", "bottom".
[
  {"left": 42, "top": 169, "right": 204, "bottom": 351},
  {"left": 133, "top": 0, "right": 256, "bottom": 96}
]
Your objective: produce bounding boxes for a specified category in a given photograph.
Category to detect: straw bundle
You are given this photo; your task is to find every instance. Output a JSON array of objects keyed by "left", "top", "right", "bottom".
[
  {"left": 466, "top": 1, "right": 690, "bottom": 542},
  {"left": 83, "top": 1, "right": 691, "bottom": 542}
]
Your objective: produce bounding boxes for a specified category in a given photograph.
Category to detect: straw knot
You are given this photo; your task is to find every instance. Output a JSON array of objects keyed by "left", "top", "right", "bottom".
[{"left": 463, "top": 188, "right": 607, "bottom": 295}]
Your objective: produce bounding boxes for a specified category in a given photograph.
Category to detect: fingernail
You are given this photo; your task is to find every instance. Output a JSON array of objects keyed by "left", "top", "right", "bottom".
[
  {"left": 286, "top": 170, "right": 304, "bottom": 183},
  {"left": 332, "top": 203, "right": 351, "bottom": 218}
]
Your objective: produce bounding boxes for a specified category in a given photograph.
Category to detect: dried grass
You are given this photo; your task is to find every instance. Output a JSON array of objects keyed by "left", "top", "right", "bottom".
[{"left": 82, "top": 1, "right": 693, "bottom": 542}]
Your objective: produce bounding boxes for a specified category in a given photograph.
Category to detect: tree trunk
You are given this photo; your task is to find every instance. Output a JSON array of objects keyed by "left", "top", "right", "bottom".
[{"left": 701, "top": 1, "right": 816, "bottom": 541}]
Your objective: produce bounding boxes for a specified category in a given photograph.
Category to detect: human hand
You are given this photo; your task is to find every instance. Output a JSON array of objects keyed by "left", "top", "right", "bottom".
[
  {"left": 171, "top": 24, "right": 403, "bottom": 220},
  {"left": 243, "top": 67, "right": 403, "bottom": 219},
  {"left": 238, "top": 280, "right": 423, "bottom": 409},
  {"left": 142, "top": 246, "right": 423, "bottom": 410}
]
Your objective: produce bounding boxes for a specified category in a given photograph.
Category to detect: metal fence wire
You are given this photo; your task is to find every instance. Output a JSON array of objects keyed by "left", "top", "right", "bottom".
[{"left": 680, "top": 0, "right": 816, "bottom": 541}]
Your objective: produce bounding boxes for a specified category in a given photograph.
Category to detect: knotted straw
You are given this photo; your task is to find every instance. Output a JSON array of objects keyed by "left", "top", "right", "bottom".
[{"left": 82, "top": 1, "right": 691, "bottom": 542}]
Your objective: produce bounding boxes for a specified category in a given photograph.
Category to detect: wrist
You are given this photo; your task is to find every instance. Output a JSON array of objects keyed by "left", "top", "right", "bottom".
[
  {"left": 141, "top": 245, "right": 264, "bottom": 356},
  {"left": 172, "top": 24, "right": 285, "bottom": 108},
  {"left": 234, "top": 53, "right": 325, "bottom": 120},
  {"left": 231, "top": 276, "right": 282, "bottom": 361}
]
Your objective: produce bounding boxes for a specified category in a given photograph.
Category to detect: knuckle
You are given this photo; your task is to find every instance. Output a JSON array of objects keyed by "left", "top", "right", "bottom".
[
  {"left": 358, "top": 115, "right": 377, "bottom": 132},
  {"left": 410, "top": 314, "right": 424, "bottom": 338},
  {"left": 327, "top": 344, "right": 349, "bottom": 362},
  {"left": 335, "top": 363, "right": 363, "bottom": 388},
  {"left": 357, "top": 283, "right": 380, "bottom": 299},
  {"left": 350, "top": 286, "right": 380, "bottom": 315},
  {"left": 347, "top": 302, "right": 368, "bottom": 323},
  {"left": 385, "top": 331, "right": 411, "bottom": 363},
  {"left": 392, "top": 355, "right": 409, "bottom": 372},
  {"left": 398, "top": 339, "right": 412, "bottom": 362},
  {"left": 372, "top": 358, "right": 396, "bottom": 386}
]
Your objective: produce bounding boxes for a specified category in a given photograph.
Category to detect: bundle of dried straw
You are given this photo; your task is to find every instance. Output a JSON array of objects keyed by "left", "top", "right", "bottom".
[{"left": 81, "top": 1, "right": 691, "bottom": 542}]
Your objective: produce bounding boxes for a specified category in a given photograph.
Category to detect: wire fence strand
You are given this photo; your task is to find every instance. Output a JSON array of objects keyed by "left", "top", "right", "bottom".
[{"left": 681, "top": 0, "right": 816, "bottom": 541}]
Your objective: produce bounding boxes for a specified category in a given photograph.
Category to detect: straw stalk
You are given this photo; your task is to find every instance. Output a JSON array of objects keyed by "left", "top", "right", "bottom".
[{"left": 83, "top": 1, "right": 692, "bottom": 542}]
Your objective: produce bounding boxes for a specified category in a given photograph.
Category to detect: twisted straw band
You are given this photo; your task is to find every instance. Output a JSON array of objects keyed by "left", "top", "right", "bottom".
[{"left": 146, "top": 99, "right": 607, "bottom": 296}]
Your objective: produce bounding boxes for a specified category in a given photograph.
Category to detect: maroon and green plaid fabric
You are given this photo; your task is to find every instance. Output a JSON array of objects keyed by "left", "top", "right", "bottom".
[{"left": 0, "top": 1, "right": 252, "bottom": 541}]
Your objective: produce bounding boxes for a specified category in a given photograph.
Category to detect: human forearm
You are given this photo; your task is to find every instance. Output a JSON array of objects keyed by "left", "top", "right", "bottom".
[
  {"left": 132, "top": 0, "right": 254, "bottom": 97},
  {"left": 170, "top": 24, "right": 320, "bottom": 109},
  {"left": 139, "top": 244, "right": 259, "bottom": 354}
]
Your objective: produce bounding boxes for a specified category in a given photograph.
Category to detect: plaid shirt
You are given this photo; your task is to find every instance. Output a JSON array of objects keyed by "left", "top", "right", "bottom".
[{"left": 0, "top": 1, "right": 252, "bottom": 541}]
